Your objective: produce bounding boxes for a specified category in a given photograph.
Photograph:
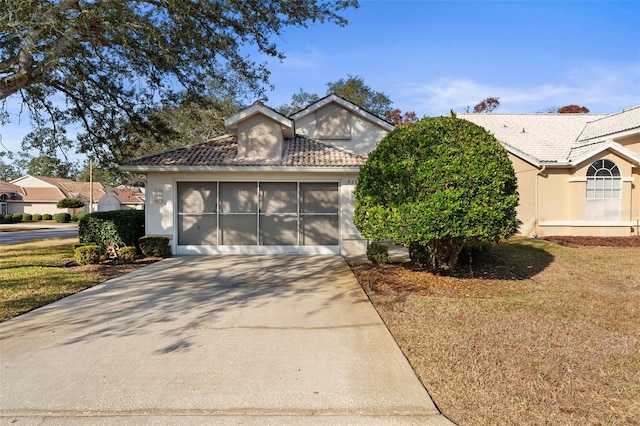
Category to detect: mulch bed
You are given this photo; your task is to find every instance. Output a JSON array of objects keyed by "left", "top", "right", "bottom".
[{"left": 542, "top": 236, "right": 640, "bottom": 248}]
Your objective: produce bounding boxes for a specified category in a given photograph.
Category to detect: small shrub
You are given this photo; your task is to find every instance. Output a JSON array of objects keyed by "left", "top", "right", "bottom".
[
  {"left": 118, "top": 246, "right": 138, "bottom": 264},
  {"left": 53, "top": 213, "right": 71, "bottom": 223},
  {"left": 21, "top": 213, "right": 33, "bottom": 222},
  {"left": 32, "top": 213, "right": 42, "bottom": 221},
  {"left": 42, "top": 214, "right": 53, "bottom": 220},
  {"left": 74, "top": 245, "right": 101, "bottom": 265},
  {"left": 57, "top": 198, "right": 85, "bottom": 209},
  {"left": 367, "top": 241, "right": 389, "bottom": 264},
  {"left": 72, "top": 212, "right": 88, "bottom": 222},
  {"left": 12, "top": 213, "right": 23, "bottom": 221},
  {"left": 139, "top": 235, "right": 170, "bottom": 257},
  {"left": 79, "top": 210, "right": 145, "bottom": 250}
]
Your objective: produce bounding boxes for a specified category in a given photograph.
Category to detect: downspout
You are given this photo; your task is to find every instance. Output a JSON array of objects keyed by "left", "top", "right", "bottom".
[{"left": 535, "top": 165, "right": 546, "bottom": 238}]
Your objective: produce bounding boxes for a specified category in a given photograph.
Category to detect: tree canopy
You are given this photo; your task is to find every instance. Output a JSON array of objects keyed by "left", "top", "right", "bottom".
[
  {"left": 1, "top": 0, "right": 358, "bottom": 154},
  {"left": 354, "top": 115, "right": 519, "bottom": 273},
  {"left": 277, "top": 75, "right": 417, "bottom": 123},
  {"left": 558, "top": 104, "right": 590, "bottom": 114}
]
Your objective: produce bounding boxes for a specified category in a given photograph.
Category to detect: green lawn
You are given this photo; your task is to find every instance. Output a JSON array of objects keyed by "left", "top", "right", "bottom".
[{"left": 0, "top": 238, "right": 101, "bottom": 321}]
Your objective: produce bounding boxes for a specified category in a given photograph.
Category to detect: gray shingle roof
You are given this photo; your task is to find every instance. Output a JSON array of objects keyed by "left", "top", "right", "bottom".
[{"left": 124, "top": 135, "right": 366, "bottom": 168}]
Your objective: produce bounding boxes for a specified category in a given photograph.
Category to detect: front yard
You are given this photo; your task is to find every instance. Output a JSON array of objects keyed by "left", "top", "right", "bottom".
[
  {"left": 2, "top": 236, "right": 638, "bottom": 425},
  {"left": 353, "top": 238, "right": 640, "bottom": 425}
]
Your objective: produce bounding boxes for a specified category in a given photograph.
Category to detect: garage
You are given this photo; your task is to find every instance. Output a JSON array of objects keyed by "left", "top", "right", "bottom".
[{"left": 176, "top": 181, "right": 340, "bottom": 254}]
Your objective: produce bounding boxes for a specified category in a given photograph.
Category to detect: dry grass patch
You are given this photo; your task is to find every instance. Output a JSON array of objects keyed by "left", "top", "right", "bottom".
[
  {"left": 0, "top": 238, "right": 157, "bottom": 322},
  {"left": 353, "top": 238, "right": 640, "bottom": 425}
]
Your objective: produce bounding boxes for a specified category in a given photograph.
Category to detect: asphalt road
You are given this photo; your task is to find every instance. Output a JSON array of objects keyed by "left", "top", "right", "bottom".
[{"left": 0, "top": 226, "right": 78, "bottom": 244}]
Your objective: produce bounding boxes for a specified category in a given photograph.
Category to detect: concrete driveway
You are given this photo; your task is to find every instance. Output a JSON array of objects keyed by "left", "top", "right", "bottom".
[{"left": 0, "top": 256, "right": 452, "bottom": 425}]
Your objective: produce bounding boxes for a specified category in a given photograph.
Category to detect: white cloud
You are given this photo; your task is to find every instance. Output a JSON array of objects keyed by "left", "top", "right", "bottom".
[{"left": 397, "top": 62, "right": 640, "bottom": 116}]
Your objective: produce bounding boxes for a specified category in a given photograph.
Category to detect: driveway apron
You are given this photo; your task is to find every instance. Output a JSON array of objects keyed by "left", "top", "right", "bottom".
[{"left": 0, "top": 256, "right": 452, "bottom": 425}]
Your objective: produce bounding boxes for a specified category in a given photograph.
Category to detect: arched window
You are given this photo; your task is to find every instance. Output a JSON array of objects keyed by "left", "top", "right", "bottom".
[{"left": 586, "top": 159, "right": 622, "bottom": 221}]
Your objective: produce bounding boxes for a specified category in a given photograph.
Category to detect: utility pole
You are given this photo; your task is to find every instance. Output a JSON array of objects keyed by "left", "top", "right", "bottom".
[{"left": 89, "top": 158, "right": 93, "bottom": 213}]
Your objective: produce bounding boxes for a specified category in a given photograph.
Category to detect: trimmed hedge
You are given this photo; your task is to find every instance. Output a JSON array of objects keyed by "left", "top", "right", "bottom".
[
  {"left": 139, "top": 235, "right": 170, "bottom": 257},
  {"left": 72, "top": 212, "right": 89, "bottom": 222},
  {"left": 118, "top": 246, "right": 138, "bottom": 263},
  {"left": 42, "top": 214, "right": 53, "bottom": 220},
  {"left": 79, "top": 209, "right": 145, "bottom": 250},
  {"left": 21, "top": 213, "right": 32, "bottom": 222},
  {"left": 74, "top": 245, "right": 101, "bottom": 265},
  {"left": 367, "top": 241, "right": 389, "bottom": 264},
  {"left": 12, "top": 213, "right": 22, "bottom": 221},
  {"left": 53, "top": 212, "right": 72, "bottom": 223},
  {"left": 32, "top": 213, "right": 42, "bottom": 221}
]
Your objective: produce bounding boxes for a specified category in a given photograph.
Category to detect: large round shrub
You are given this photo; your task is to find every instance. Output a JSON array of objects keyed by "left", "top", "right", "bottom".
[{"left": 354, "top": 115, "right": 519, "bottom": 273}]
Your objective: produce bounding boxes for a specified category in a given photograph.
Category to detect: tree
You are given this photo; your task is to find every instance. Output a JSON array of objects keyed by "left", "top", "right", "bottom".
[
  {"left": 27, "top": 155, "right": 76, "bottom": 179},
  {"left": 354, "top": 114, "right": 519, "bottom": 273},
  {"left": 472, "top": 97, "right": 500, "bottom": 113},
  {"left": 56, "top": 198, "right": 85, "bottom": 209},
  {"left": 384, "top": 109, "right": 418, "bottom": 125},
  {"left": 277, "top": 88, "right": 321, "bottom": 116},
  {"left": 277, "top": 75, "right": 416, "bottom": 122},
  {"left": 558, "top": 104, "right": 590, "bottom": 114},
  {"left": 0, "top": 150, "right": 30, "bottom": 181},
  {"left": 1, "top": 0, "right": 357, "bottom": 153}
]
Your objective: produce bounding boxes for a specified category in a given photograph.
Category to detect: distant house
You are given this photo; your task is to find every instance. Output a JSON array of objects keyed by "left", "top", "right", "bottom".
[
  {"left": 4, "top": 175, "right": 145, "bottom": 216},
  {"left": 461, "top": 106, "right": 640, "bottom": 237}
]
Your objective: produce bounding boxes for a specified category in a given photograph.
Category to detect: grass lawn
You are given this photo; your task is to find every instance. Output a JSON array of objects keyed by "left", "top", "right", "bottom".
[
  {"left": 352, "top": 238, "right": 640, "bottom": 426},
  {"left": 0, "top": 238, "right": 152, "bottom": 322}
]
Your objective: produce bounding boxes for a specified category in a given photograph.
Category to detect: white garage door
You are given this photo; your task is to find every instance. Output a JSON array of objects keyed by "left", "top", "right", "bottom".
[{"left": 176, "top": 181, "right": 339, "bottom": 254}]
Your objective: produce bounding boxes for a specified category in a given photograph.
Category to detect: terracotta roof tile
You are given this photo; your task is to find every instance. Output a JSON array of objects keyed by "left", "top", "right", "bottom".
[{"left": 124, "top": 135, "right": 366, "bottom": 168}]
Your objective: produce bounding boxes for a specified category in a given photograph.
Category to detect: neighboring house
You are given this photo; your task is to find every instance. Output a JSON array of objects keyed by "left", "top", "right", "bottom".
[
  {"left": 121, "top": 94, "right": 394, "bottom": 256},
  {"left": 461, "top": 106, "right": 640, "bottom": 237},
  {"left": 0, "top": 180, "right": 22, "bottom": 216},
  {"left": 5, "top": 175, "right": 145, "bottom": 215}
]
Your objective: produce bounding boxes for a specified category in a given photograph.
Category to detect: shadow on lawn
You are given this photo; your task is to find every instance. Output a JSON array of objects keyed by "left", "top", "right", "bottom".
[{"left": 401, "top": 239, "right": 556, "bottom": 281}]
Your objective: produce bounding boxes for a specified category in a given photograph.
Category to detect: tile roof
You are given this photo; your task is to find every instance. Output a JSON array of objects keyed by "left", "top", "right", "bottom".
[
  {"left": 577, "top": 106, "right": 640, "bottom": 141},
  {"left": 124, "top": 135, "right": 366, "bottom": 168},
  {"left": 20, "top": 187, "right": 67, "bottom": 201},
  {"left": 113, "top": 187, "right": 145, "bottom": 204},
  {"left": 0, "top": 180, "right": 21, "bottom": 194},
  {"left": 460, "top": 113, "right": 608, "bottom": 163}
]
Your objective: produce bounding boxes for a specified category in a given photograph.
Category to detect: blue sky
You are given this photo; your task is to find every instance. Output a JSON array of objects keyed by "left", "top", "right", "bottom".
[{"left": 2, "top": 0, "right": 639, "bottom": 161}]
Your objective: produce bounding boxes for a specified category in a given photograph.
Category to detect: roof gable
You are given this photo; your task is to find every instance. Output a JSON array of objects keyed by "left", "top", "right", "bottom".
[
  {"left": 224, "top": 102, "right": 293, "bottom": 138},
  {"left": 290, "top": 94, "right": 394, "bottom": 132},
  {"left": 577, "top": 106, "right": 640, "bottom": 142}
]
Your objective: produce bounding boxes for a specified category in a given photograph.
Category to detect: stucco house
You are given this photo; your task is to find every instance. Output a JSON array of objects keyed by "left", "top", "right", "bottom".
[
  {"left": 4, "top": 175, "right": 145, "bottom": 215},
  {"left": 123, "top": 95, "right": 640, "bottom": 257},
  {"left": 462, "top": 106, "right": 640, "bottom": 237},
  {"left": 121, "top": 94, "right": 393, "bottom": 256}
]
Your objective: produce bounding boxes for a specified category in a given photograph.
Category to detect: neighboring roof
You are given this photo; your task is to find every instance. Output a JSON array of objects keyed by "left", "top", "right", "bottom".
[
  {"left": 460, "top": 108, "right": 640, "bottom": 167},
  {"left": 0, "top": 180, "right": 21, "bottom": 194},
  {"left": 577, "top": 106, "right": 640, "bottom": 141},
  {"left": 290, "top": 94, "right": 395, "bottom": 132},
  {"left": 113, "top": 187, "right": 145, "bottom": 204},
  {"left": 20, "top": 187, "right": 67, "bottom": 202},
  {"left": 460, "top": 113, "right": 606, "bottom": 164},
  {"left": 123, "top": 135, "right": 366, "bottom": 169}
]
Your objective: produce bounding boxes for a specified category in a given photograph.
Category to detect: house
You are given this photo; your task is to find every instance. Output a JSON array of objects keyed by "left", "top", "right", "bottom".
[
  {"left": 121, "top": 94, "right": 393, "bottom": 255},
  {"left": 461, "top": 106, "right": 640, "bottom": 237},
  {"left": 5, "top": 175, "right": 145, "bottom": 215}
]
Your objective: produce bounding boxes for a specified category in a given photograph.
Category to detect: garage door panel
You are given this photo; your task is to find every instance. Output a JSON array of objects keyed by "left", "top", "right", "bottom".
[
  {"left": 260, "top": 216, "right": 298, "bottom": 245},
  {"left": 300, "top": 183, "right": 339, "bottom": 213},
  {"left": 220, "top": 182, "right": 257, "bottom": 213},
  {"left": 260, "top": 182, "right": 297, "bottom": 214},
  {"left": 178, "top": 215, "right": 218, "bottom": 245},
  {"left": 300, "top": 215, "right": 339, "bottom": 245},
  {"left": 178, "top": 182, "right": 217, "bottom": 214},
  {"left": 220, "top": 214, "right": 258, "bottom": 245}
]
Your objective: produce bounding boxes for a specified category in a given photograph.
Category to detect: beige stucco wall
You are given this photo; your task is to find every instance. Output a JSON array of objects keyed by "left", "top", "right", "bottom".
[
  {"left": 508, "top": 153, "right": 538, "bottom": 236},
  {"left": 534, "top": 150, "right": 639, "bottom": 237},
  {"left": 7, "top": 202, "right": 67, "bottom": 216},
  {"left": 237, "top": 115, "right": 283, "bottom": 159},
  {"left": 295, "top": 103, "right": 389, "bottom": 155},
  {"left": 144, "top": 170, "right": 367, "bottom": 256},
  {"left": 616, "top": 133, "right": 640, "bottom": 156}
]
